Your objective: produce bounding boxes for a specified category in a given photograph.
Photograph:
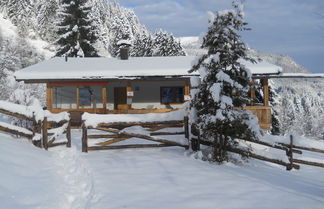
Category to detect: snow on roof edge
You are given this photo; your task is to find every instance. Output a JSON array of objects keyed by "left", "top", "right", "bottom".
[{"left": 14, "top": 56, "right": 283, "bottom": 81}]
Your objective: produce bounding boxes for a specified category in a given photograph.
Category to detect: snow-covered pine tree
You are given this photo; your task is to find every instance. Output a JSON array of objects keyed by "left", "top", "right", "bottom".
[
  {"left": 131, "top": 33, "right": 154, "bottom": 57},
  {"left": 2, "top": 0, "right": 35, "bottom": 37},
  {"left": 36, "top": 0, "right": 59, "bottom": 42},
  {"left": 108, "top": 15, "right": 132, "bottom": 57},
  {"left": 152, "top": 30, "right": 186, "bottom": 56},
  {"left": 189, "top": 2, "right": 261, "bottom": 162},
  {"left": 56, "top": 0, "right": 99, "bottom": 57}
]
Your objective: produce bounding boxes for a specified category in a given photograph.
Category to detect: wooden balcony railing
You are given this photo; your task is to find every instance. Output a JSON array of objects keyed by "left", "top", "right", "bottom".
[{"left": 244, "top": 106, "right": 272, "bottom": 130}]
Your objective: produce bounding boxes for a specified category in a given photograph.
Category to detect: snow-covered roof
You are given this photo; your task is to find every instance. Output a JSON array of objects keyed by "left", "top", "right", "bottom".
[
  {"left": 259, "top": 73, "right": 324, "bottom": 78},
  {"left": 14, "top": 56, "right": 283, "bottom": 82}
]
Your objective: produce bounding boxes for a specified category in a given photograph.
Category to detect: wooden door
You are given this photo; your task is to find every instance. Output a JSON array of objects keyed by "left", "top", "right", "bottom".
[{"left": 114, "top": 87, "right": 127, "bottom": 110}]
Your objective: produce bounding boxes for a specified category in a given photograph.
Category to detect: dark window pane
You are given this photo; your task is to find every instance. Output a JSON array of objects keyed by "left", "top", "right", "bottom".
[
  {"left": 161, "top": 87, "right": 184, "bottom": 103},
  {"left": 79, "top": 87, "right": 92, "bottom": 106},
  {"left": 53, "top": 86, "right": 76, "bottom": 109}
]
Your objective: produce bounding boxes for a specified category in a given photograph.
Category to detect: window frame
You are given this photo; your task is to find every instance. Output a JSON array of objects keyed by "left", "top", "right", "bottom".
[
  {"left": 160, "top": 86, "right": 185, "bottom": 105},
  {"left": 49, "top": 82, "right": 107, "bottom": 111}
]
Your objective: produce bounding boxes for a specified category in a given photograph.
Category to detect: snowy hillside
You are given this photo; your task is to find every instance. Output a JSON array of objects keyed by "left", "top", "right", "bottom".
[
  {"left": 1, "top": 131, "right": 324, "bottom": 209},
  {"left": 180, "top": 36, "right": 324, "bottom": 137}
]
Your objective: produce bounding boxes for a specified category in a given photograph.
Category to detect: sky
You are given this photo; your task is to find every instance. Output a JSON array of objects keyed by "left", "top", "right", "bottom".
[{"left": 117, "top": 0, "right": 324, "bottom": 73}]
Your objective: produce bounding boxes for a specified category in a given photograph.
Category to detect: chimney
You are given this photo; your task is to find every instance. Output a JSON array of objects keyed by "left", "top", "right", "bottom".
[
  {"left": 117, "top": 39, "right": 132, "bottom": 60},
  {"left": 120, "top": 47, "right": 130, "bottom": 60}
]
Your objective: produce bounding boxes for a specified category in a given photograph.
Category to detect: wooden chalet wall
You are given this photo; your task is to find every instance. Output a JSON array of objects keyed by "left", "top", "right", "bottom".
[{"left": 46, "top": 78, "right": 191, "bottom": 115}]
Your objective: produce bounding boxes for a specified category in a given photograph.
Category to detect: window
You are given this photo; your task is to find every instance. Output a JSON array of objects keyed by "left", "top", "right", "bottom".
[
  {"left": 161, "top": 87, "right": 184, "bottom": 104},
  {"left": 52, "top": 84, "right": 103, "bottom": 109},
  {"left": 53, "top": 86, "right": 76, "bottom": 109},
  {"left": 79, "top": 87, "right": 92, "bottom": 106},
  {"left": 79, "top": 85, "right": 103, "bottom": 109}
]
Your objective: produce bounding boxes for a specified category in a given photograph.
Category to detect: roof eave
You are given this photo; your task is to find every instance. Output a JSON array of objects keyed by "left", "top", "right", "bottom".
[{"left": 16, "top": 75, "right": 198, "bottom": 83}]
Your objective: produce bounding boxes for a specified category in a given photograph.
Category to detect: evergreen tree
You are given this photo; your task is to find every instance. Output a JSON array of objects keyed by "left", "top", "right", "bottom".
[
  {"left": 189, "top": 2, "right": 261, "bottom": 162},
  {"left": 56, "top": 0, "right": 99, "bottom": 57},
  {"left": 36, "top": 0, "right": 59, "bottom": 42},
  {"left": 152, "top": 30, "right": 186, "bottom": 56},
  {"left": 131, "top": 33, "right": 154, "bottom": 57},
  {"left": 2, "top": 0, "right": 34, "bottom": 37},
  {"left": 108, "top": 15, "right": 132, "bottom": 57}
]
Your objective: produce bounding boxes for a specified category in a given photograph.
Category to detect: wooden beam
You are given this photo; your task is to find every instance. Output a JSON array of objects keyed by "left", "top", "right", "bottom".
[
  {"left": 250, "top": 79, "right": 256, "bottom": 105},
  {"left": 262, "top": 78, "right": 269, "bottom": 106},
  {"left": 0, "top": 125, "right": 33, "bottom": 139},
  {"left": 82, "top": 124, "right": 88, "bottom": 152},
  {"left": 147, "top": 124, "right": 184, "bottom": 131},
  {"left": 94, "top": 127, "right": 187, "bottom": 148},
  {"left": 96, "top": 120, "right": 184, "bottom": 129},
  {"left": 184, "top": 116, "right": 189, "bottom": 139},
  {"left": 126, "top": 81, "right": 133, "bottom": 109},
  {"left": 66, "top": 121, "right": 71, "bottom": 148},
  {"left": 49, "top": 108, "right": 181, "bottom": 114},
  {"left": 150, "top": 132, "right": 184, "bottom": 136},
  {"left": 76, "top": 87, "right": 80, "bottom": 109},
  {"left": 95, "top": 127, "right": 119, "bottom": 134},
  {"left": 46, "top": 83, "right": 52, "bottom": 111},
  {"left": 199, "top": 139, "right": 300, "bottom": 170},
  {"left": 0, "top": 109, "right": 33, "bottom": 121},
  {"left": 185, "top": 79, "right": 190, "bottom": 95},
  {"left": 48, "top": 142, "right": 68, "bottom": 148},
  {"left": 102, "top": 86, "right": 107, "bottom": 114},
  {"left": 95, "top": 137, "right": 131, "bottom": 146},
  {"left": 50, "top": 81, "right": 108, "bottom": 86},
  {"left": 88, "top": 143, "right": 176, "bottom": 150},
  {"left": 42, "top": 117, "right": 48, "bottom": 150},
  {"left": 88, "top": 134, "right": 119, "bottom": 139},
  {"left": 279, "top": 143, "right": 324, "bottom": 154},
  {"left": 119, "top": 131, "right": 188, "bottom": 148},
  {"left": 292, "top": 159, "right": 324, "bottom": 168}
]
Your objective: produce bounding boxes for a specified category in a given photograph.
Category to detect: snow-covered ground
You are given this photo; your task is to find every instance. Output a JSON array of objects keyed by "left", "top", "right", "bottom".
[{"left": 1, "top": 130, "right": 324, "bottom": 209}]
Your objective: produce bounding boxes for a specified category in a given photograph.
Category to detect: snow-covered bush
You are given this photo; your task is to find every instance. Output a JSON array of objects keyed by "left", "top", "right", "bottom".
[{"left": 189, "top": 2, "right": 262, "bottom": 162}]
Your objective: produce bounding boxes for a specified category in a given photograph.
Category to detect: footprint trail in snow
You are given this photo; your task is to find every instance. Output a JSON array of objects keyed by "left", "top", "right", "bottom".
[{"left": 52, "top": 147, "right": 96, "bottom": 209}]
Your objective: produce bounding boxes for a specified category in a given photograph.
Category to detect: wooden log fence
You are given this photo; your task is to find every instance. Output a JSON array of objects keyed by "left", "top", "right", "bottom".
[
  {"left": 0, "top": 104, "right": 71, "bottom": 150},
  {"left": 198, "top": 138, "right": 300, "bottom": 170},
  {"left": 191, "top": 133, "right": 324, "bottom": 170},
  {"left": 0, "top": 123, "right": 33, "bottom": 139},
  {"left": 42, "top": 117, "right": 71, "bottom": 149},
  {"left": 82, "top": 119, "right": 189, "bottom": 152}
]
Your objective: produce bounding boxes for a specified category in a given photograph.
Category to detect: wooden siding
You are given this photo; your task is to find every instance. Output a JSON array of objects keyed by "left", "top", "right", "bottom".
[{"left": 244, "top": 106, "right": 271, "bottom": 130}]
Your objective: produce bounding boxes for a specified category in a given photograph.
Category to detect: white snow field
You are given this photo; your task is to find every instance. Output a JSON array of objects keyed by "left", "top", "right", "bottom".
[{"left": 1, "top": 130, "right": 324, "bottom": 209}]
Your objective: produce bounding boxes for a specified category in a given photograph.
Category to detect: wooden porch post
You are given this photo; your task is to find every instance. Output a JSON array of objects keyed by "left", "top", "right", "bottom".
[
  {"left": 76, "top": 87, "right": 80, "bottom": 109},
  {"left": 250, "top": 79, "right": 256, "bottom": 105},
  {"left": 46, "top": 83, "right": 52, "bottom": 111},
  {"left": 126, "top": 81, "right": 133, "bottom": 109},
  {"left": 182, "top": 78, "right": 191, "bottom": 103},
  {"left": 102, "top": 84, "right": 107, "bottom": 113},
  {"left": 262, "top": 78, "right": 269, "bottom": 106},
  {"left": 185, "top": 79, "right": 190, "bottom": 100}
]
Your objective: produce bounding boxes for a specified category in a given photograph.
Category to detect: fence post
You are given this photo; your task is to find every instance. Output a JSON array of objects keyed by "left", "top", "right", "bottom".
[
  {"left": 82, "top": 123, "right": 88, "bottom": 153},
  {"left": 184, "top": 116, "right": 189, "bottom": 140},
  {"left": 42, "top": 117, "right": 48, "bottom": 150},
  {"left": 66, "top": 121, "right": 71, "bottom": 148},
  {"left": 286, "top": 135, "right": 294, "bottom": 170},
  {"left": 190, "top": 124, "right": 200, "bottom": 151}
]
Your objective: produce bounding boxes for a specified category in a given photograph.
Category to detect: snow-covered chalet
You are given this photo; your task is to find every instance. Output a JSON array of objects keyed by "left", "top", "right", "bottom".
[{"left": 14, "top": 55, "right": 282, "bottom": 129}]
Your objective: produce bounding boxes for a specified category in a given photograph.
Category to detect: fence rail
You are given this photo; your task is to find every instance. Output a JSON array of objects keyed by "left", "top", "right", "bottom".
[
  {"left": 0, "top": 101, "right": 71, "bottom": 150},
  {"left": 191, "top": 133, "right": 324, "bottom": 170},
  {"left": 82, "top": 119, "right": 188, "bottom": 152}
]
